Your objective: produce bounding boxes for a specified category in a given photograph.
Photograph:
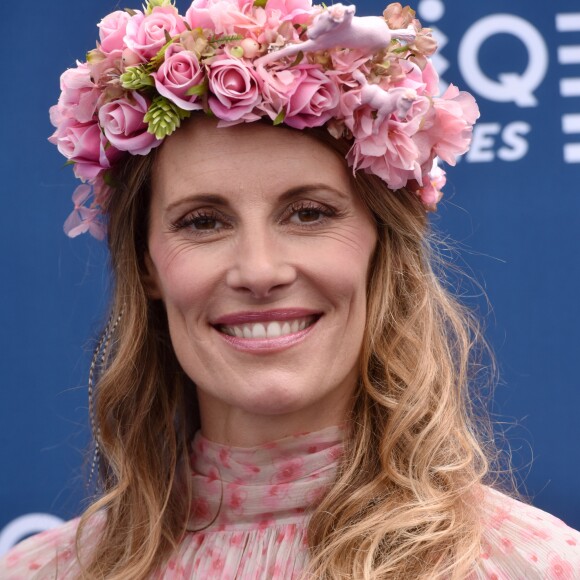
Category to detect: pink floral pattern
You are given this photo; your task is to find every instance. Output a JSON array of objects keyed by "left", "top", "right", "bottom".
[{"left": 1, "top": 427, "right": 579, "bottom": 579}]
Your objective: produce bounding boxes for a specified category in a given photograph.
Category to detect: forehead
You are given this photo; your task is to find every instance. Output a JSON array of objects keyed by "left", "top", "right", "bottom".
[{"left": 151, "top": 116, "right": 352, "bottom": 201}]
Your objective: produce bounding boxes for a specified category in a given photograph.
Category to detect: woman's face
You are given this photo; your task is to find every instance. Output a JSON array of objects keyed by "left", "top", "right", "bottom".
[{"left": 146, "top": 116, "right": 377, "bottom": 444}]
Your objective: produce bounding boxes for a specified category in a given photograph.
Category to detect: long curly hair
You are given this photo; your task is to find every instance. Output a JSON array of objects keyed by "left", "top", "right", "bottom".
[{"left": 75, "top": 123, "right": 507, "bottom": 579}]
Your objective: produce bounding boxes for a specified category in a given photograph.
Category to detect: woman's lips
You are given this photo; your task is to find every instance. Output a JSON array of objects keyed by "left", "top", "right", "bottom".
[
  {"left": 212, "top": 308, "right": 321, "bottom": 325},
  {"left": 211, "top": 310, "right": 322, "bottom": 352},
  {"left": 217, "top": 315, "right": 317, "bottom": 339}
]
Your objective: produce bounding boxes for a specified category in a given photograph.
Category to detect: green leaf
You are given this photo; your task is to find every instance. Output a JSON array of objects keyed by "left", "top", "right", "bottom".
[
  {"left": 253, "top": 0, "right": 267, "bottom": 7},
  {"left": 208, "top": 34, "right": 244, "bottom": 45},
  {"left": 64, "top": 159, "right": 76, "bottom": 167},
  {"left": 289, "top": 51, "right": 304, "bottom": 67},
  {"left": 143, "top": 0, "right": 175, "bottom": 14},
  {"left": 144, "top": 96, "right": 191, "bottom": 139},
  {"left": 149, "top": 36, "right": 178, "bottom": 69},
  {"left": 185, "top": 81, "right": 208, "bottom": 96},
  {"left": 273, "top": 108, "right": 286, "bottom": 126},
  {"left": 120, "top": 66, "right": 155, "bottom": 90}
]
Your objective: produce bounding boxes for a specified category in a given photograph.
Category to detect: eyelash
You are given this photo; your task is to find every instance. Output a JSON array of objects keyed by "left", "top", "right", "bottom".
[{"left": 171, "top": 201, "right": 339, "bottom": 235}]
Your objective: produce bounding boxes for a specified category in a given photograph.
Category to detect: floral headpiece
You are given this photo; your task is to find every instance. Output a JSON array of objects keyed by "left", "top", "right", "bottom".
[{"left": 49, "top": 0, "right": 479, "bottom": 239}]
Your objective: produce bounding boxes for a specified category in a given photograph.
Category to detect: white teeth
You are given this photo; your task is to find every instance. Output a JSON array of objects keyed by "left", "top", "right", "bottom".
[
  {"left": 220, "top": 316, "right": 316, "bottom": 339},
  {"left": 267, "top": 321, "right": 282, "bottom": 338},
  {"left": 253, "top": 323, "right": 266, "bottom": 338}
]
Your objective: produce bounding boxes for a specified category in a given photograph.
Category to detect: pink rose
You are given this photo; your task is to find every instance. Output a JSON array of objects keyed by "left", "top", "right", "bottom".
[
  {"left": 98, "top": 93, "right": 162, "bottom": 155},
  {"left": 207, "top": 55, "right": 262, "bottom": 122},
  {"left": 48, "top": 118, "right": 114, "bottom": 181},
  {"left": 259, "top": 65, "right": 339, "bottom": 129},
  {"left": 57, "top": 64, "right": 100, "bottom": 124},
  {"left": 124, "top": 6, "right": 186, "bottom": 60},
  {"left": 154, "top": 44, "right": 205, "bottom": 111},
  {"left": 98, "top": 10, "right": 131, "bottom": 54},
  {"left": 186, "top": 0, "right": 257, "bottom": 36}
]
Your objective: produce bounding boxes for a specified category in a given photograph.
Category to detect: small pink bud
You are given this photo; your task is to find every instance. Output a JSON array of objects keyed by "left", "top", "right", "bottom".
[
  {"left": 241, "top": 38, "right": 260, "bottom": 59},
  {"left": 122, "top": 48, "right": 142, "bottom": 67}
]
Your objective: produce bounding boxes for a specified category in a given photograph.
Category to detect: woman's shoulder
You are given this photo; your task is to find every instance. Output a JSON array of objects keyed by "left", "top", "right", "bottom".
[
  {"left": 0, "top": 513, "right": 103, "bottom": 580},
  {"left": 474, "top": 485, "right": 580, "bottom": 579}
]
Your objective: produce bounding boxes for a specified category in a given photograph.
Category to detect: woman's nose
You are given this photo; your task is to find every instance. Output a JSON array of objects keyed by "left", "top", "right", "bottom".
[{"left": 225, "top": 227, "right": 297, "bottom": 298}]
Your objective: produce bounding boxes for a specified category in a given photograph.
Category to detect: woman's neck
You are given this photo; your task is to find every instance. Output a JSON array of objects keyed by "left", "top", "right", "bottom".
[{"left": 197, "top": 386, "right": 353, "bottom": 447}]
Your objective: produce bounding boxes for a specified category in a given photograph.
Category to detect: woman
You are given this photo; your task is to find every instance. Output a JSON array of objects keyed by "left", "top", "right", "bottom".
[{"left": 2, "top": 0, "right": 579, "bottom": 578}]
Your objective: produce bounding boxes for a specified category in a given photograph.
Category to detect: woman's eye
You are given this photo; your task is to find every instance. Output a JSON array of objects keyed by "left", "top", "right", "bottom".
[
  {"left": 173, "top": 212, "right": 227, "bottom": 233},
  {"left": 191, "top": 216, "right": 222, "bottom": 230},
  {"left": 288, "top": 205, "right": 332, "bottom": 225},
  {"left": 294, "top": 208, "right": 323, "bottom": 223}
]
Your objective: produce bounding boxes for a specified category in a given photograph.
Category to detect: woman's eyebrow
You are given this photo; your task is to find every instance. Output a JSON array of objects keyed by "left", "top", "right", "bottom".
[
  {"left": 277, "top": 184, "right": 351, "bottom": 203},
  {"left": 163, "top": 184, "right": 350, "bottom": 213},
  {"left": 164, "top": 193, "right": 231, "bottom": 213}
]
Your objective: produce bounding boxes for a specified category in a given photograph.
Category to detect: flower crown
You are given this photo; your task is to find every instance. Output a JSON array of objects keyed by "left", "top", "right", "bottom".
[{"left": 49, "top": 0, "right": 479, "bottom": 239}]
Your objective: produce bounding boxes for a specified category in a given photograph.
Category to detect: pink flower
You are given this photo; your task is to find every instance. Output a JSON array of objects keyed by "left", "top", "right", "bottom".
[
  {"left": 154, "top": 44, "right": 205, "bottom": 111},
  {"left": 207, "top": 55, "right": 262, "bottom": 122},
  {"left": 344, "top": 103, "right": 424, "bottom": 190},
  {"left": 98, "top": 93, "right": 162, "bottom": 155},
  {"left": 124, "top": 6, "right": 186, "bottom": 60},
  {"left": 383, "top": 3, "right": 416, "bottom": 29},
  {"left": 420, "top": 60, "right": 440, "bottom": 97},
  {"left": 390, "top": 60, "right": 428, "bottom": 94},
  {"left": 414, "top": 84, "right": 480, "bottom": 166},
  {"left": 258, "top": 64, "right": 340, "bottom": 129},
  {"left": 98, "top": 10, "right": 131, "bottom": 54},
  {"left": 265, "top": 0, "right": 314, "bottom": 23},
  {"left": 63, "top": 184, "right": 106, "bottom": 240},
  {"left": 340, "top": 86, "right": 431, "bottom": 190},
  {"left": 56, "top": 64, "right": 100, "bottom": 124},
  {"left": 48, "top": 118, "right": 113, "bottom": 181},
  {"left": 185, "top": 0, "right": 257, "bottom": 36},
  {"left": 416, "top": 161, "right": 446, "bottom": 208},
  {"left": 329, "top": 48, "right": 372, "bottom": 77},
  {"left": 86, "top": 48, "right": 125, "bottom": 89}
]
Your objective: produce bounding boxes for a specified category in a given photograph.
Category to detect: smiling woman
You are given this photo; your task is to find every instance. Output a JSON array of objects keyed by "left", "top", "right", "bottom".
[
  {"left": 144, "top": 116, "right": 376, "bottom": 441},
  {"left": 2, "top": 0, "right": 580, "bottom": 578}
]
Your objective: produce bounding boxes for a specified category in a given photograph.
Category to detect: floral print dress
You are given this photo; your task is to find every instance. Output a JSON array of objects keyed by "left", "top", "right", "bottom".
[{"left": 1, "top": 426, "right": 579, "bottom": 579}]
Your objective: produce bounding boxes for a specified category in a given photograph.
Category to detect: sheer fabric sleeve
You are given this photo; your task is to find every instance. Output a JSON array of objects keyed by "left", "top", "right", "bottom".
[
  {"left": 473, "top": 486, "right": 580, "bottom": 579},
  {"left": 0, "top": 514, "right": 103, "bottom": 580}
]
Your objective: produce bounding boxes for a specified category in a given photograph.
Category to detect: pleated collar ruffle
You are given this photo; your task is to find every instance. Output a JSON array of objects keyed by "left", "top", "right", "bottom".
[{"left": 187, "top": 426, "right": 344, "bottom": 531}]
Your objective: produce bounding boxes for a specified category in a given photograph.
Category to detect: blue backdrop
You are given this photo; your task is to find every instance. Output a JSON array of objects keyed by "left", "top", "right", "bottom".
[{"left": 1, "top": 0, "right": 579, "bottom": 553}]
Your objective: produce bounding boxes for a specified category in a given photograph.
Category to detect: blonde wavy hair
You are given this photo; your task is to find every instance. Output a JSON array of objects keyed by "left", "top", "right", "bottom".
[{"left": 76, "top": 123, "right": 507, "bottom": 579}]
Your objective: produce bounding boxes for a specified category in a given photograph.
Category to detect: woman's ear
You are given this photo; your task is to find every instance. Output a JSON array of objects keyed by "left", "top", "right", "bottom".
[{"left": 142, "top": 251, "right": 163, "bottom": 300}]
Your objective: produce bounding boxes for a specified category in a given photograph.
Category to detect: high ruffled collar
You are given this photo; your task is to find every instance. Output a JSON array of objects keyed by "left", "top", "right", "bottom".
[{"left": 187, "top": 426, "right": 344, "bottom": 531}]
